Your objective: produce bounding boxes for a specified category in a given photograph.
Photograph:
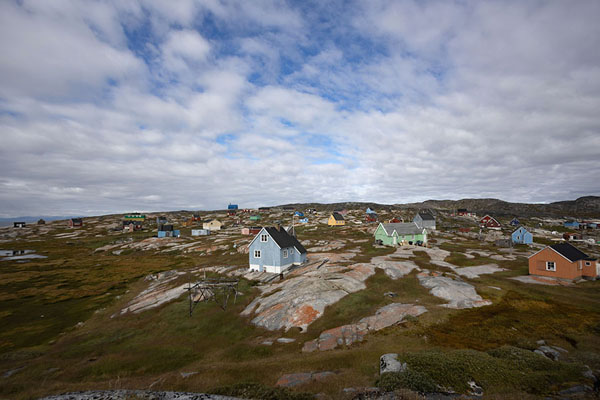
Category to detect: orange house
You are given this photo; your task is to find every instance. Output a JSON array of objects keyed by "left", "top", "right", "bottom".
[{"left": 528, "top": 242, "right": 598, "bottom": 281}]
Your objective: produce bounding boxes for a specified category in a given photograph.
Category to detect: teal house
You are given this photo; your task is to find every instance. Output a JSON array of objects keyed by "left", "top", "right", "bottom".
[{"left": 374, "top": 222, "right": 428, "bottom": 246}]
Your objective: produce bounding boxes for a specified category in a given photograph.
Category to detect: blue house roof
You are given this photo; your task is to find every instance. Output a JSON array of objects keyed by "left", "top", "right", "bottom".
[{"left": 228, "top": 204, "right": 238, "bottom": 210}]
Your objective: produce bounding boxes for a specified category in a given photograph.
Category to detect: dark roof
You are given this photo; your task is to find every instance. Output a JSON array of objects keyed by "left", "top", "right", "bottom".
[
  {"left": 332, "top": 212, "right": 344, "bottom": 221},
  {"left": 159, "top": 224, "right": 174, "bottom": 231},
  {"left": 264, "top": 226, "right": 307, "bottom": 254},
  {"left": 550, "top": 242, "right": 595, "bottom": 262},
  {"left": 71, "top": 218, "right": 83, "bottom": 223},
  {"left": 418, "top": 211, "right": 435, "bottom": 220},
  {"left": 457, "top": 208, "right": 468, "bottom": 212}
]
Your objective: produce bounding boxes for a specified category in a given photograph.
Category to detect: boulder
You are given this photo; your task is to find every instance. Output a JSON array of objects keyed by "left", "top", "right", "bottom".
[
  {"left": 380, "top": 353, "right": 407, "bottom": 375},
  {"left": 534, "top": 345, "right": 561, "bottom": 361}
]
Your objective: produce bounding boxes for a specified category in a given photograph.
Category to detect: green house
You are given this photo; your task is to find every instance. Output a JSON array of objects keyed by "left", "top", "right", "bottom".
[
  {"left": 249, "top": 215, "right": 261, "bottom": 221},
  {"left": 374, "top": 222, "right": 427, "bottom": 246}
]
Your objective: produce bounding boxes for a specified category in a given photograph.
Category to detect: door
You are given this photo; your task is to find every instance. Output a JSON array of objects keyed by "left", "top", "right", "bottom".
[{"left": 393, "top": 236, "right": 397, "bottom": 245}]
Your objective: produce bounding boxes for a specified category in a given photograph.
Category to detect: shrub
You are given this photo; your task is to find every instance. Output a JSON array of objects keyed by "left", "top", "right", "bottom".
[
  {"left": 378, "top": 370, "right": 438, "bottom": 393},
  {"left": 211, "top": 382, "right": 314, "bottom": 400}
]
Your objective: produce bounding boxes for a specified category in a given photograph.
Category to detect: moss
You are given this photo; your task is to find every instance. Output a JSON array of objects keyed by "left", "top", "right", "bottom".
[
  {"left": 378, "top": 370, "right": 438, "bottom": 393},
  {"left": 211, "top": 382, "right": 315, "bottom": 400}
]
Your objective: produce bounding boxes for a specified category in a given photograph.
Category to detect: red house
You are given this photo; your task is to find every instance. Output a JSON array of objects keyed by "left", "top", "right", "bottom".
[
  {"left": 480, "top": 215, "right": 501, "bottom": 230},
  {"left": 366, "top": 214, "right": 378, "bottom": 223}
]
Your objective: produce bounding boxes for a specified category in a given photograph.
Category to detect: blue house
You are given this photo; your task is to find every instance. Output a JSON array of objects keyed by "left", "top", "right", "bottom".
[
  {"left": 158, "top": 224, "right": 180, "bottom": 238},
  {"left": 299, "top": 217, "right": 309, "bottom": 223},
  {"left": 511, "top": 226, "right": 533, "bottom": 245},
  {"left": 294, "top": 211, "right": 304, "bottom": 217},
  {"left": 366, "top": 207, "right": 376, "bottom": 214},
  {"left": 510, "top": 218, "right": 520, "bottom": 226},
  {"left": 248, "top": 226, "right": 307, "bottom": 273},
  {"left": 228, "top": 204, "right": 238, "bottom": 210},
  {"left": 564, "top": 220, "right": 579, "bottom": 228}
]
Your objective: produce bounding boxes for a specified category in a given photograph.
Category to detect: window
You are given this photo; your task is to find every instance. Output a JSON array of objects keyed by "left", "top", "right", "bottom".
[
  {"left": 283, "top": 249, "right": 288, "bottom": 258},
  {"left": 260, "top": 234, "right": 268, "bottom": 242},
  {"left": 254, "top": 250, "right": 261, "bottom": 258},
  {"left": 585, "top": 261, "right": 592, "bottom": 266},
  {"left": 546, "top": 261, "right": 556, "bottom": 271}
]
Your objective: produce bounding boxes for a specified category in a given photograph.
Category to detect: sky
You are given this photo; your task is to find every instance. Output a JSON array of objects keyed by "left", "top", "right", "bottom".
[{"left": 1, "top": 0, "right": 600, "bottom": 217}]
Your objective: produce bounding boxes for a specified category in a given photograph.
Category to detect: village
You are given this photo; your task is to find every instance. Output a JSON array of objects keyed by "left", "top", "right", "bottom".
[{"left": 1, "top": 202, "right": 600, "bottom": 399}]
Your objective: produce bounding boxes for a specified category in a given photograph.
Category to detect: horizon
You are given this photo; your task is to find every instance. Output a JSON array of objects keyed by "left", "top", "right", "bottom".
[{"left": 1, "top": 1, "right": 600, "bottom": 217}]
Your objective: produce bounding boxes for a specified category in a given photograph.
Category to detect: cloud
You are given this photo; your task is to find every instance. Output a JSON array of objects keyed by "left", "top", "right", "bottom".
[{"left": 0, "top": 0, "right": 599, "bottom": 217}]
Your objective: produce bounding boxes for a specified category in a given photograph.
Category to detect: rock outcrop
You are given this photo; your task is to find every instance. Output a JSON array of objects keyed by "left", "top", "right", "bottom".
[{"left": 417, "top": 270, "right": 491, "bottom": 309}]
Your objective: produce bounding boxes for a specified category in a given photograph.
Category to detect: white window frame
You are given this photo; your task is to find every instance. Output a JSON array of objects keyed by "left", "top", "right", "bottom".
[
  {"left": 260, "top": 234, "right": 268, "bottom": 242},
  {"left": 546, "top": 261, "right": 556, "bottom": 271},
  {"left": 254, "top": 250, "right": 261, "bottom": 258},
  {"left": 283, "top": 249, "right": 288, "bottom": 258},
  {"left": 585, "top": 261, "right": 592, "bottom": 266}
]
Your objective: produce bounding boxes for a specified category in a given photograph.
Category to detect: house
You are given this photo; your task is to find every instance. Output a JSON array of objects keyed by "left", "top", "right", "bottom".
[
  {"left": 298, "top": 217, "right": 309, "bottom": 223},
  {"left": 124, "top": 213, "right": 145, "bottom": 221},
  {"left": 182, "top": 219, "right": 194, "bottom": 227},
  {"left": 191, "top": 213, "right": 201, "bottom": 222},
  {"left": 203, "top": 219, "right": 223, "bottom": 230},
  {"left": 191, "top": 229, "right": 210, "bottom": 236},
  {"left": 510, "top": 218, "right": 520, "bottom": 226},
  {"left": 564, "top": 220, "right": 580, "bottom": 229},
  {"left": 374, "top": 222, "right": 427, "bottom": 246},
  {"left": 563, "top": 232, "right": 582, "bottom": 241},
  {"left": 511, "top": 226, "right": 533, "bottom": 245},
  {"left": 37, "top": 219, "right": 46, "bottom": 225},
  {"left": 366, "top": 207, "right": 376, "bottom": 214},
  {"left": 365, "top": 213, "right": 378, "bottom": 223},
  {"left": 248, "top": 226, "right": 307, "bottom": 273},
  {"left": 328, "top": 212, "right": 345, "bottom": 226},
  {"left": 258, "top": 207, "right": 271, "bottom": 211},
  {"left": 480, "top": 215, "right": 501, "bottom": 230},
  {"left": 228, "top": 204, "right": 238, "bottom": 216},
  {"left": 13, "top": 222, "right": 26, "bottom": 228},
  {"left": 334, "top": 209, "right": 348, "bottom": 216},
  {"left": 156, "top": 216, "right": 168, "bottom": 225},
  {"left": 457, "top": 208, "right": 470, "bottom": 216},
  {"left": 388, "top": 217, "right": 403, "bottom": 223},
  {"left": 413, "top": 210, "right": 436, "bottom": 230},
  {"left": 123, "top": 220, "right": 142, "bottom": 232},
  {"left": 294, "top": 211, "right": 304, "bottom": 217},
  {"left": 69, "top": 218, "right": 83, "bottom": 227},
  {"left": 528, "top": 242, "right": 598, "bottom": 281},
  {"left": 249, "top": 215, "right": 261, "bottom": 222},
  {"left": 306, "top": 208, "right": 317, "bottom": 214},
  {"left": 158, "top": 224, "right": 180, "bottom": 238}
]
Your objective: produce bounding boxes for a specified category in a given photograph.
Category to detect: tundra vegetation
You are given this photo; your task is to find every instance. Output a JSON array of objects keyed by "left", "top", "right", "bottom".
[{"left": 0, "top": 207, "right": 599, "bottom": 399}]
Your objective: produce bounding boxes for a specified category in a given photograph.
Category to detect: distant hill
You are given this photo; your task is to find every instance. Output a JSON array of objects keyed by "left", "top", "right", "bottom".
[
  {"left": 0, "top": 216, "right": 72, "bottom": 227},
  {"left": 277, "top": 196, "right": 600, "bottom": 218}
]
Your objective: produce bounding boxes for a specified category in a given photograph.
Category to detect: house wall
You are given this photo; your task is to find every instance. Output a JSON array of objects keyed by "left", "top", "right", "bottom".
[
  {"left": 512, "top": 228, "right": 533, "bottom": 244},
  {"left": 528, "top": 248, "right": 581, "bottom": 280},
  {"left": 583, "top": 260, "right": 598, "bottom": 278},
  {"left": 328, "top": 216, "right": 344, "bottom": 225},
  {"left": 374, "top": 225, "right": 427, "bottom": 246},
  {"left": 248, "top": 229, "right": 306, "bottom": 273},
  {"left": 414, "top": 214, "right": 436, "bottom": 230}
]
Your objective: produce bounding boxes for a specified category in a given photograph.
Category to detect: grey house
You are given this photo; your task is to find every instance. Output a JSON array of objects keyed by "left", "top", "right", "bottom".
[
  {"left": 249, "top": 226, "right": 307, "bottom": 273},
  {"left": 413, "top": 210, "right": 436, "bottom": 230}
]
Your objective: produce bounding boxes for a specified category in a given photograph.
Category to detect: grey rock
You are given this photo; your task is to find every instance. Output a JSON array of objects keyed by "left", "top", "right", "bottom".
[
  {"left": 380, "top": 353, "right": 407, "bottom": 375},
  {"left": 2, "top": 366, "right": 25, "bottom": 378},
  {"left": 535, "top": 345, "right": 561, "bottom": 361},
  {"left": 536, "top": 339, "right": 546, "bottom": 345},
  {"left": 276, "top": 337, "right": 296, "bottom": 344},
  {"left": 558, "top": 385, "right": 592, "bottom": 395},
  {"left": 417, "top": 270, "right": 492, "bottom": 309},
  {"left": 467, "top": 380, "right": 483, "bottom": 397},
  {"left": 180, "top": 372, "right": 197, "bottom": 378}
]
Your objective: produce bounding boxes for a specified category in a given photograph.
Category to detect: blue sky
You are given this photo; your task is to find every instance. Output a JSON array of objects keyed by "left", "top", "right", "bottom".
[{"left": 1, "top": 0, "right": 600, "bottom": 216}]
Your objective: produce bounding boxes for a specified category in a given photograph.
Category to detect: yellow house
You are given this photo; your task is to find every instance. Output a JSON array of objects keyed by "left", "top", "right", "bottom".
[
  {"left": 328, "top": 212, "right": 345, "bottom": 226},
  {"left": 203, "top": 219, "right": 223, "bottom": 230}
]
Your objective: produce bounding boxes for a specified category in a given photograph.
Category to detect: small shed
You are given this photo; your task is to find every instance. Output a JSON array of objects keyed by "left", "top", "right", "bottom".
[
  {"left": 37, "top": 219, "right": 46, "bottom": 225},
  {"left": 13, "top": 222, "right": 26, "bottom": 228},
  {"left": 495, "top": 238, "right": 512, "bottom": 248},
  {"left": 249, "top": 215, "right": 261, "bottom": 222},
  {"left": 158, "top": 224, "right": 180, "bottom": 238},
  {"left": 191, "top": 229, "right": 210, "bottom": 236},
  {"left": 564, "top": 220, "right": 579, "bottom": 229},
  {"left": 69, "top": 218, "right": 83, "bottom": 227},
  {"left": 511, "top": 226, "right": 533, "bottom": 245}
]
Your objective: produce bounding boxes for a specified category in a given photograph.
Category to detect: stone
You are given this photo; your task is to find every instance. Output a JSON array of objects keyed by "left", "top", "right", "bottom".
[
  {"left": 302, "top": 339, "right": 318, "bottom": 353},
  {"left": 535, "top": 345, "right": 561, "bottom": 361},
  {"left": 180, "top": 372, "right": 197, "bottom": 378},
  {"left": 417, "top": 270, "right": 492, "bottom": 309},
  {"left": 384, "top": 291, "right": 397, "bottom": 297},
  {"left": 275, "top": 371, "right": 334, "bottom": 387},
  {"left": 536, "top": 339, "right": 546, "bottom": 345},
  {"left": 261, "top": 340, "right": 273, "bottom": 346},
  {"left": 380, "top": 353, "right": 407, "bottom": 375},
  {"left": 453, "top": 264, "right": 505, "bottom": 279},
  {"left": 276, "top": 337, "right": 296, "bottom": 344},
  {"left": 467, "top": 380, "right": 483, "bottom": 397}
]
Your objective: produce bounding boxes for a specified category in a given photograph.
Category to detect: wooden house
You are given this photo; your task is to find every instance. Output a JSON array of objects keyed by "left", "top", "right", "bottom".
[
  {"left": 124, "top": 213, "right": 145, "bottom": 221},
  {"left": 294, "top": 211, "right": 304, "bottom": 217},
  {"left": 156, "top": 216, "right": 168, "bottom": 225},
  {"left": 563, "top": 232, "right": 582, "bottom": 241},
  {"left": 228, "top": 204, "right": 238, "bottom": 216},
  {"left": 495, "top": 238, "right": 512, "bottom": 248},
  {"left": 374, "top": 222, "right": 427, "bottom": 246},
  {"left": 203, "top": 219, "right": 223, "bottom": 230},
  {"left": 182, "top": 219, "right": 194, "bottom": 227},
  {"left": 249, "top": 215, "right": 261, "bottom": 222},
  {"left": 564, "top": 220, "right": 580, "bottom": 229},
  {"left": 366, "top": 207, "right": 376, "bottom": 214},
  {"left": 365, "top": 213, "right": 378, "bottom": 223},
  {"left": 298, "top": 217, "right": 309, "bottom": 223},
  {"left": 69, "top": 218, "right": 83, "bottom": 227},
  {"left": 248, "top": 226, "right": 307, "bottom": 273},
  {"left": 457, "top": 209, "right": 474, "bottom": 217},
  {"left": 388, "top": 217, "right": 403, "bottom": 223},
  {"left": 413, "top": 210, "right": 436, "bottom": 230},
  {"left": 511, "top": 226, "right": 533, "bottom": 245},
  {"left": 528, "top": 242, "right": 598, "bottom": 281},
  {"left": 480, "top": 215, "right": 501, "bottom": 230},
  {"left": 13, "top": 222, "right": 26, "bottom": 228},
  {"left": 191, "top": 214, "right": 201, "bottom": 222},
  {"left": 158, "top": 224, "right": 180, "bottom": 238},
  {"left": 191, "top": 229, "right": 210, "bottom": 236},
  {"left": 509, "top": 218, "right": 520, "bottom": 226},
  {"left": 123, "top": 220, "right": 142, "bottom": 232},
  {"left": 37, "top": 219, "right": 46, "bottom": 225},
  {"left": 328, "top": 212, "right": 345, "bottom": 226}
]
